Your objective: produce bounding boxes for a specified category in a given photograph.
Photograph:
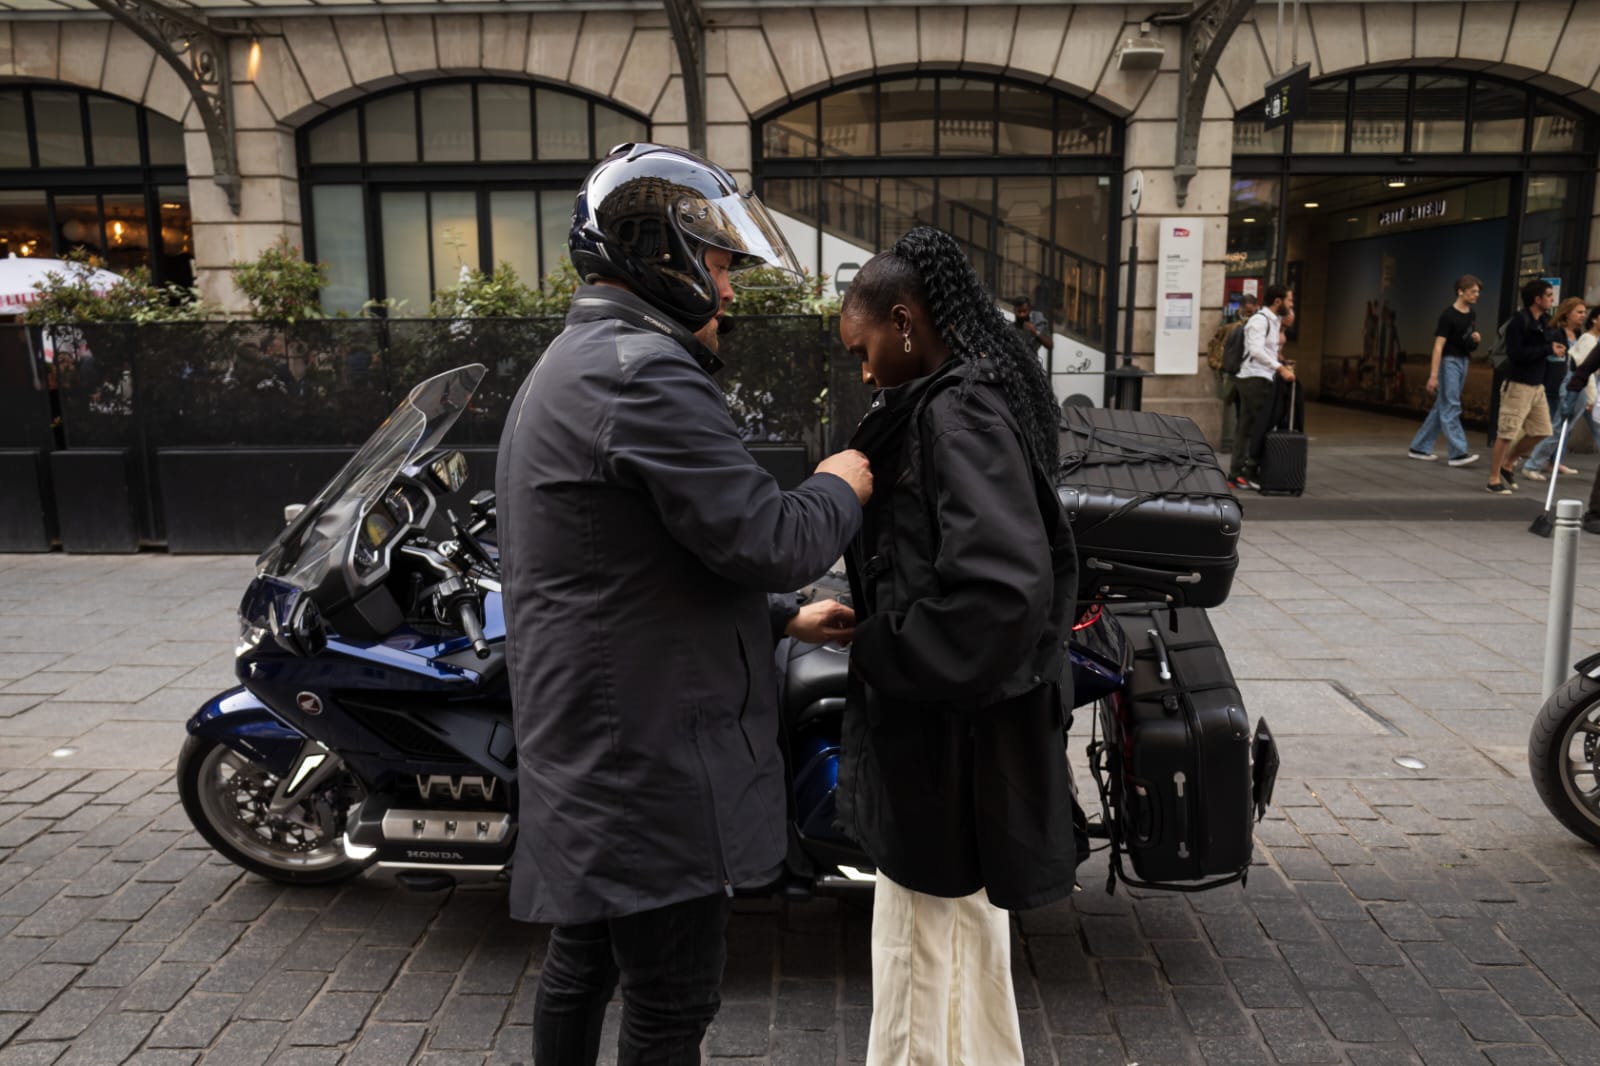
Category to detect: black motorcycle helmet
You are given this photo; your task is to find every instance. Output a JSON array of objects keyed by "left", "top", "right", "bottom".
[{"left": 569, "top": 143, "right": 802, "bottom": 331}]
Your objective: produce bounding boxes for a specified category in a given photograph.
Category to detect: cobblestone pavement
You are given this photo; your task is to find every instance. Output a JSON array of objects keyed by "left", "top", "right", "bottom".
[{"left": 3, "top": 520, "right": 1600, "bottom": 1065}]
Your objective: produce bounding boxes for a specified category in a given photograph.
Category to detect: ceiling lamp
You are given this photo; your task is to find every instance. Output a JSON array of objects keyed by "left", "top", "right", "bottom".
[
  {"left": 1303, "top": 201, "right": 1320, "bottom": 208},
  {"left": 1386, "top": 177, "right": 1408, "bottom": 189}
]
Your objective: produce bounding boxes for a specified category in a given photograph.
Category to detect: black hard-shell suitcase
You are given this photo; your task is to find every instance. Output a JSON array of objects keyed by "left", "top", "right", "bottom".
[
  {"left": 1057, "top": 408, "right": 1241, "bottom": 608},
  {"left": 1258, "top": 384, "right": 1306, "bottom": 496},
  {"left": 1091, "top": 604, "right": 1278, "bottom": 891}
]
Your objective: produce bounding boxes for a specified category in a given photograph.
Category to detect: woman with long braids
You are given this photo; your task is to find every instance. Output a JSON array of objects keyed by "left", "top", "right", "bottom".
[{"left": 836, "top": 226, "right": 1080, "bottom": 1065}]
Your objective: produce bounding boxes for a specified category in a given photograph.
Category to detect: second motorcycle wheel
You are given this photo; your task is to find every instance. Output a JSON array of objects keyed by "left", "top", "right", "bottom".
[
  {"left": 1528, "top": 670, "right": 1600, "bottom": 847},
  {"left": 177, "top": 735, "right": 373, "bottom": 884}
]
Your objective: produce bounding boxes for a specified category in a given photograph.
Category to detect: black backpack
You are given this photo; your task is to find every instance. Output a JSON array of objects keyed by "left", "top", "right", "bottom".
[{"left": 1222, "top": 313, "right": 1259, "bottom": 376}]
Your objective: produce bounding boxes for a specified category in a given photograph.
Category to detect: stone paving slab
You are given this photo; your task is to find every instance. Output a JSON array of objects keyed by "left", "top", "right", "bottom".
[{"left": 2, "top": 518, "right": 1600, "bottom": 1063}]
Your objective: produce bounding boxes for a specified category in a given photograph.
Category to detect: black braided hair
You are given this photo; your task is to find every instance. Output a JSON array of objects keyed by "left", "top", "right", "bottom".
[{"left": 842, "top": 226, "right": 1059, "bottom": 469}]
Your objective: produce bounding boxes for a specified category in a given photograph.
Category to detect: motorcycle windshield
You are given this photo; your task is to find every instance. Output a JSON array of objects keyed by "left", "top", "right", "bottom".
[{"left": 255, "top": 364, "right": 487, "bottom": 590}]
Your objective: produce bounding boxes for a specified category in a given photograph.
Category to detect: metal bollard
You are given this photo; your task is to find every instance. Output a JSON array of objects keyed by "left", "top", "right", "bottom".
[{"left": 1542, "top": 499, "right": 1584, "bottom": 701}]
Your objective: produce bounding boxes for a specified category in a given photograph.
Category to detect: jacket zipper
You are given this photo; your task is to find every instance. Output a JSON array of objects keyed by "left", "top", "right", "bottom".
[{"left": 690, "top": 709, "right": 733, "bottom": 897}]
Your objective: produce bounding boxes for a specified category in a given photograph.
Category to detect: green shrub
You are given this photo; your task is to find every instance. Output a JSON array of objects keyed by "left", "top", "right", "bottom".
[
  {"left": 22, "top": 249, "right": 213, "bottom": 326},
  {"left": 231, "top": 238, "right": 328, "bottom": 322}
]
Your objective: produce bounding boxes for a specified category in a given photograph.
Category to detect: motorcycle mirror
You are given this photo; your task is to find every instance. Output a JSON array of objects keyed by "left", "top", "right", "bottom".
[{"left": 270, "top": 595, "right": 327, "bottom": 658}]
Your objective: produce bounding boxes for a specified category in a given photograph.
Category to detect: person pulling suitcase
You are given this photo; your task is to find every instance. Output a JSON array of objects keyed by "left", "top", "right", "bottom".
[{"left": 1229, "top": 284, "right": 1295, "bottom": 491}]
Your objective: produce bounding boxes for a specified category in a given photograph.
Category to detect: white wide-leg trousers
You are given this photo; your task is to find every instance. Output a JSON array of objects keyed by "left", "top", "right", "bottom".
[{"left": 864, "top": 873, "right": 1025, "bottom": 1066}]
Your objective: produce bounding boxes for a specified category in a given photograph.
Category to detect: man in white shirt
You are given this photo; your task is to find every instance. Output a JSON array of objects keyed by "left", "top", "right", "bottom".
[{"left": 1228, "top": 284, "right": 1297, "bottom": 489}]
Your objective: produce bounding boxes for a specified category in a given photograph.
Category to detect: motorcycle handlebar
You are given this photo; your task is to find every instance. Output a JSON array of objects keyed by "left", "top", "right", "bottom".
[{"left": 454, "top": 598, "right": 491, "bottom": 659}]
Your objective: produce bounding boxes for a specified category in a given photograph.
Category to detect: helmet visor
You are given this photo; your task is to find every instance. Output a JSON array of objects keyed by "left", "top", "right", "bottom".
[{"left": 675, "top": 190, "right": 803, "bottom": 279}]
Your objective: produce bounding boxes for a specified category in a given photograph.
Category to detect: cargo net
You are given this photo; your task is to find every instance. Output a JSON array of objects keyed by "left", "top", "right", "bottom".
[{"left": 1055, "top": 413, "right": 1234, "bottom": 538}]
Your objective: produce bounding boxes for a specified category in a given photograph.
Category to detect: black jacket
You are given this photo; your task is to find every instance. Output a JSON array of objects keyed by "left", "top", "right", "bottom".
[
  {"left": 495, "top": 286, "right": 861, "bottom": 924},
  {"left": 1504, "top": 310, "right": 1555, "bottom": 386},
  {"left": 837, "top": 360, "right": 1080, "bottom": 910}
]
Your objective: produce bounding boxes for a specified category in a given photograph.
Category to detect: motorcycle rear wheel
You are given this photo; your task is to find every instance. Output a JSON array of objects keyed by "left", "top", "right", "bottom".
[
  {"left": 177, "top": 735, "right": 373, "bottom": 884},
  {"left": 1528, "top": 671, "right": 1600, "bottom": 847}
]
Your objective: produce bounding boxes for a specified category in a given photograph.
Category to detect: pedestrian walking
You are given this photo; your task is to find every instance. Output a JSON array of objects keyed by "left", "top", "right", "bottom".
[
  {"left": 1487, "top": 279, "right": 1560, "bottom": 493},
  {"left": 1524, "top": 298, "right": 1592, "bottom": 479},
  {"left": 1406, "top": 274, "right": 1482, "bottom": 467},
  {"left": 1229, "top": 284, "right": 1295, "bottom": 490},
  {"left": 836, "top": 227, "right": 1079, "bottom": 1066},
  {"left": 494, "top": 144, "right": 873, "bottom": 1066}
]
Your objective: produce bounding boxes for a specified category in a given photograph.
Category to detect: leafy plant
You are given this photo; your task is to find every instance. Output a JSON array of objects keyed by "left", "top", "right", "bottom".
[
  {"left": 22, "top": 249, "right": 215, "bottom": 326},
  {"left": 430, "top": 263, "right": 543, "bottom": 319},
  {"left": 728, "top": 267, "right": 840, "bottom": 317},
  {"left": 428, "top": 257, "right": 584, "bottom": 319},
  {"left": 231, "top": 238, "right": 328, "bottom": 323}
]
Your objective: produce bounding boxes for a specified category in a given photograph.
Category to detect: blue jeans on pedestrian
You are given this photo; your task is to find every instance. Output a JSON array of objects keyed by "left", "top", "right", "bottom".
[
  {"left": 1409, "top": 355, "right": 1470, "bottom": 459},
  {"left": 1527, "top": 385, "right": 1593, "bottom": 471}
]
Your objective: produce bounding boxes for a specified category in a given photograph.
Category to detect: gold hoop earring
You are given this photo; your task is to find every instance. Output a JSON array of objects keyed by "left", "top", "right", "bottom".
[{"left": 903, "top": 334, "right": 912, "bottom": 354}]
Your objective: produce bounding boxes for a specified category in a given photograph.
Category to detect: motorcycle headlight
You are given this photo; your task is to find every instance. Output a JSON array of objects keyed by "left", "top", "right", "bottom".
[{"left": 236, "top": 616, "right": 268, "bottom": 657}]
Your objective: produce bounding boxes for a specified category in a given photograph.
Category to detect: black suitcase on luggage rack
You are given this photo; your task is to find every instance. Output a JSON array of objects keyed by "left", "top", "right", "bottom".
[
  {"left": 1089, "top": 604, "right": 1278, "bottom": 892},
  {"left": 1057, "top": 408, "right": 1241, "bottom": 607}
]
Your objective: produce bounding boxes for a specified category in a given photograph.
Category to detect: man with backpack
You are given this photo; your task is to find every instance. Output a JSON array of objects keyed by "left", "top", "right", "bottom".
[
  {"left": 1208, "top": 292, "right": 1258, "bottom": 446},
  {"left": 1406, "top": 275, "right": 1482, "bottom": 468},
  {"left": 1228, "top": 286, "right": 1294, "bottom": 490},
  {"left": 1487, "top": 279, "right": 1561, "bottom": 494}
]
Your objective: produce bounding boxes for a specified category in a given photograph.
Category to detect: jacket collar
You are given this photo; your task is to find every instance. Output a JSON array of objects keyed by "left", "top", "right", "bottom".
[
  {"left": 849, "top": 357, "right": 977, "bottom": 455},
  {"left": 566, "top": 284, "right": 724, "bottom": 374}
]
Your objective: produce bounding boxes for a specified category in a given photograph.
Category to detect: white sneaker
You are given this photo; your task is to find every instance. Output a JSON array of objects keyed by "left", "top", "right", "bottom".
[
  {"left": 1407, "top": 450, "right": 1438, "bottom": 462},
  {"left": 1446, "top": 454, "right": 1480, "bottom": 467},
  {"left": 1523, "top": 467, "right": 1549, "bottom": 482}
]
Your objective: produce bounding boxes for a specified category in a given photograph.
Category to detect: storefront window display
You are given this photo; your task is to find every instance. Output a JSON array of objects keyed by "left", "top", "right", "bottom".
[
  {"left": 1231, "top": 71, "right": 1595, "bottom": 421},
  {"left": 0, "top": 87, "right": 192, "bottom": 284}
]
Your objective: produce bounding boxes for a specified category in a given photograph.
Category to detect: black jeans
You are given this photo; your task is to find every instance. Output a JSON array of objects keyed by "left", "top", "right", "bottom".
[
  {"left": 1230, "top": 376, "right": 1275, "bottom": 479},
  {"left": 534, "top": 893, "right": 730, "bottom": 1066}
]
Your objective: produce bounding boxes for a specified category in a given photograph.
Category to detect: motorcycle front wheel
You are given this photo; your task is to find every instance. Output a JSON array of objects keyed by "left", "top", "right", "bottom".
[
  {"left": 177, "top": 735, "right": 373, "bottom": 884},
  {"left": 1528, "top": 671, "right": 1600, "bottom": 847}
]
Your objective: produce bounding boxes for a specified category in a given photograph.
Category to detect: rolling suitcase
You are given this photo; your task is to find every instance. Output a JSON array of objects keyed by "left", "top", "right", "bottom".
[
  {"left": 1057, "top": 407, "right": 1241, "bottom": 608},
  {"left": 1257, "top": 383, "right": 1306, "bottom": 496},
  {"left": 1090, "top": 604, "right": 1278, "bottom": 891}
]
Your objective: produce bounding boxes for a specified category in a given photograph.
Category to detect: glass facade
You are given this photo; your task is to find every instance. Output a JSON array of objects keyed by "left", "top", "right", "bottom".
[
  {"left": 1231, "top": 70, "right": 1594, "bottom": 421},
  {"left": 0, "top": 88, "right": 191, "bottom": 283},
  {"left": 301, "top": 80, "right": 647, "bottom": 313},
  {"left": 757, "top": 76, "right": 1119, "bottom": 349}
]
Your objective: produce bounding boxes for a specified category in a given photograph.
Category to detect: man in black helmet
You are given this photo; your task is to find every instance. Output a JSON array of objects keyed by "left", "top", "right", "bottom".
[{"left": 495, "top": 143, "right": 872, "bottom": 1065}]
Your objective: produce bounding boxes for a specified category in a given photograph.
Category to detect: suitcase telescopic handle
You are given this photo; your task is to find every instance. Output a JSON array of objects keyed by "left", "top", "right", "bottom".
[
  {"left": 1147, "top": 625, "right": 1174, "bottom": 682},
  {"left": 1085, "top": 557, "right": 1202, "bottom": 584}
]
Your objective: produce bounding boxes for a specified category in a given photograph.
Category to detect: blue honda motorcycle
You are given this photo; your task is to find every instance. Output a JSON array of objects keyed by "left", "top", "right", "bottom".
[{"left": 176, "top": 364, "right": 1142, "bottom": 892}]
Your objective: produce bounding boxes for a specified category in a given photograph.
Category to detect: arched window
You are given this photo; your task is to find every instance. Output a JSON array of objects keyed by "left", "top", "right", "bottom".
[
  {"left": 755, "top": 75, "right": 1122, "bottom": 350},
  {"left": 0, "top": 87, "right": 191, "bottom": 285},
  {"left": 299, "top": 79, "right": 649, "bottom": 313}
]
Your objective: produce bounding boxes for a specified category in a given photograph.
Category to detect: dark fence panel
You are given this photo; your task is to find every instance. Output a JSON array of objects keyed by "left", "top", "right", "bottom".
[
  {"left": 0, "top": 326, "right": 53, "bottom": 450},
  {"left": 0, "top": 326, "right": 57, "bottom": 550},
  {"left": 35, "top": 316, "right": 862, "bottom": 552}
]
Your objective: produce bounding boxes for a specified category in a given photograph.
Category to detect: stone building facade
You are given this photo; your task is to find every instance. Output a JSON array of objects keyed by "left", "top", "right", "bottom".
[{"left": 3, "top": 1, "right": 1599, "bottom": 436}]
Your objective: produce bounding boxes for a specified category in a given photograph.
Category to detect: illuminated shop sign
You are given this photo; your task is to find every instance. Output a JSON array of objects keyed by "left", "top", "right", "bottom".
[{"left": 1378, "top": 199, "right": 1451, "bottom": 227}]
